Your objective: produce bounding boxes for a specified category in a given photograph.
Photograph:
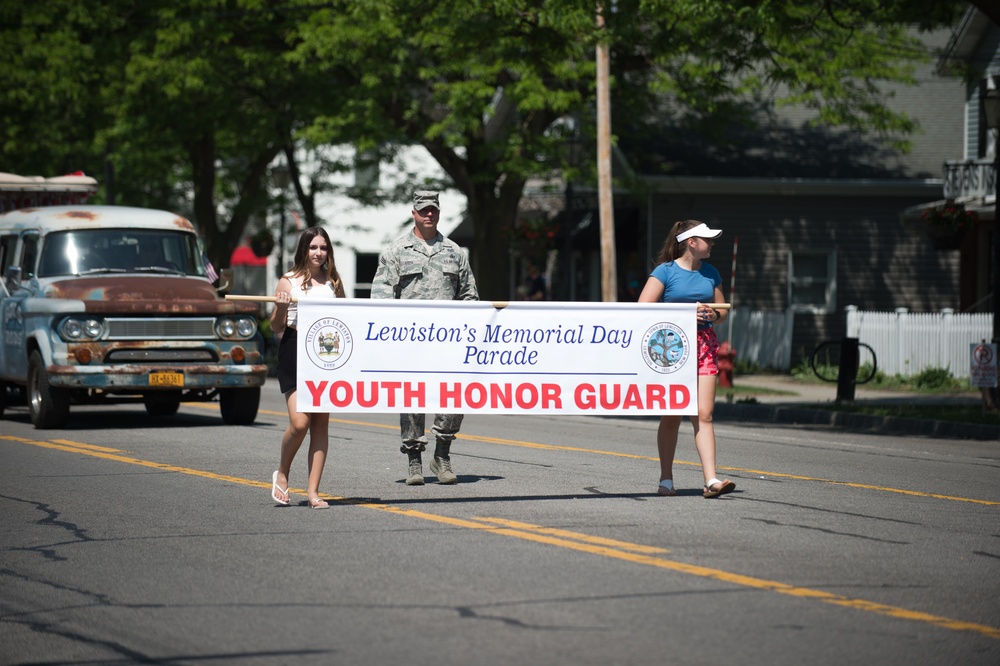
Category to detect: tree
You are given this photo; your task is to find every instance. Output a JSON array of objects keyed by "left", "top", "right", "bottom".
[
  {"left": 289, "top": 2, "right": 596, "bottom": 298},
  {"left": 106, "top": 0, "right": 316, "bottom": 267},
  {"left": 1, "top": 1, "right": 970, "bottom": 291},
  {"left": 0, "top": 1, "right": 128, "bottom": 178},
  {"left": 291, "top": 0, "right": 966, "bottom": 299},
  {"left": 0, "top": 0, "right": 351, "bottom": 268}
]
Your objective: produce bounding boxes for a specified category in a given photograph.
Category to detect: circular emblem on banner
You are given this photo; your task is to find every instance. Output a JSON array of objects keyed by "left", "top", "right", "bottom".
[
  {"left": 641, "top": 323, "right": 689, "bottom": 374},
  {"left": 304, "top": 317, "right": 353, "bottom": 370}
]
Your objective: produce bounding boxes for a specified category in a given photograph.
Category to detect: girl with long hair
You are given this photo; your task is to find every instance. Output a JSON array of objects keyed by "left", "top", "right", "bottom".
[
  {"left": 269, "top": 227, "right": 346, "bottom": 508},
  {"left": 638, "top": 219, "right": 736, "bottom": 499}
]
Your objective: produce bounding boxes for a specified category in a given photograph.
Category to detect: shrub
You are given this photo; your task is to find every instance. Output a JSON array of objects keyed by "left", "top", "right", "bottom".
[
  {"left": 733, "top": 358, "right": 761, "bottom": 375},
  {"left": 912, "top": 366, "right": 960, "bottom": 391}
]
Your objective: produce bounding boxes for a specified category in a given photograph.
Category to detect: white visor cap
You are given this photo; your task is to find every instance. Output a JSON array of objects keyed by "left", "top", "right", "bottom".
[{"left": 676, "top": 223, "right": 723, "bottom": 242}]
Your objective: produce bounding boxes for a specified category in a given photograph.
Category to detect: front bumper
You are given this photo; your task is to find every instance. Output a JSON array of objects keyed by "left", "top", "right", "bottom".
[{"left": 46, "top": 363, "right": 269, "bottom": 390}]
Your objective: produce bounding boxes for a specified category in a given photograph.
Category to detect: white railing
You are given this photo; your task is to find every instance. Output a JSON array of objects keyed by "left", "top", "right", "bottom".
[
  {"left": 846, "top": 306, "right": 992, "bottom": 378},
  {"left": 714, "top": 306, "right": 993, "bottom": 377}
]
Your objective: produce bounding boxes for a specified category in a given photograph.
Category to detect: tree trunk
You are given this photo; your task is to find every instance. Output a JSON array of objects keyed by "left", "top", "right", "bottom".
[
  {"left": 189, "top": 137, "right": 283, "bottom": 270},
  {"left": 466, "top": 178, "right": 523, "bottom": 300},
  {"left": 422, "top": 135, "right": 531, "bottom": 301},
  {"left": 188, "top": 136, "right": 222, "bottom": 265}
]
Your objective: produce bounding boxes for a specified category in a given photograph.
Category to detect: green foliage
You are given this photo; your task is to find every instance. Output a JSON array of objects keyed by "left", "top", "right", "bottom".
[
  {"left": 0, "top": 0, "right": 965, "bottom": 294},
  {"left": 0, "top": 0, "right": 129, "bottom": 176},
  {"left": 920, "top": 201, "right": 979, "bottom": 231},
  {"left": 733, "top": 357, "right": 761, "bottom": 375},
  {"left": 857, "top": 362, "right": 888, "bottom": 386},
  {"left": 911, "top": 366, "right": 963, "bottom": 392},
  {"left": 792, "top": 358, "right": 969, "bottom": 392}
]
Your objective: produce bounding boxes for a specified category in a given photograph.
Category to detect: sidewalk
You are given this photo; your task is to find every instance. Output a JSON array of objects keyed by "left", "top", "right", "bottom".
[
  {"left": 714, "top": 374, "right": 998, "bottom": 441},
  {"left": 731, "top": 374, "right": 980, "bottom": 407}
]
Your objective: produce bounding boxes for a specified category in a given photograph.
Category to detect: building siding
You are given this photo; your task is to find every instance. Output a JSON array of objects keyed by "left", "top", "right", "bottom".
[{"left": 636, "top": 191, "right": 961, "bottom": 365}]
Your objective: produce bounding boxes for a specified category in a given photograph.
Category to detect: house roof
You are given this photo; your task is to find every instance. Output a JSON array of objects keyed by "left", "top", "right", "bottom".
[
  {"left": 937, "top": 7, "right": 998, "bottom": 76},
  {"left": 616, "top": 27, "right": 963, "bottom": 183}
]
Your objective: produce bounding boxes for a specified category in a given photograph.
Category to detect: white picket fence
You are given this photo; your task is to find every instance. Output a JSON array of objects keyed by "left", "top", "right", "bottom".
[
  {"left": 845, "top": 306, "right": 993, "bottom": 378},
  {"left": 715, "top": 306, "right": 993, "bottom": 378},
  {"left": 715, "top": 309, "right": 794, "bottom": 371}
]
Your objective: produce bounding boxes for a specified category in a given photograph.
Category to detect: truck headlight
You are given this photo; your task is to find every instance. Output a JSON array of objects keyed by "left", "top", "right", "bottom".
[
  {"left": 58, "top": 317, "right": 106, "bottom": 341},
  {"left": 216, "top": 316, "right": 257, "bottom": 340}
]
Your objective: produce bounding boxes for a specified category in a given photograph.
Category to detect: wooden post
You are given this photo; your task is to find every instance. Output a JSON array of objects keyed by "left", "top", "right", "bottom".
[{"left": 596, "top": 4, "right": 617, "bottom": 302}]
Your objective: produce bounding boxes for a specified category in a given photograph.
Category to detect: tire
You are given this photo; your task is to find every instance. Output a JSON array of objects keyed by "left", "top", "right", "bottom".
[
  {"left": 27, "top": 350, "right": 70, "bottom": 429},
  {"left": 143, "top": 393, "right": 181, "bottom": 417},
  {"left": 219, "top": 386, "right": 260, "bottom": 425}
]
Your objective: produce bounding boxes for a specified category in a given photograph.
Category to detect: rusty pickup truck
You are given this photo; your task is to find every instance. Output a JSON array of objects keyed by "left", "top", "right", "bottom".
[{"left": 0, "top": 205, "right": 267, "bottom": 428}]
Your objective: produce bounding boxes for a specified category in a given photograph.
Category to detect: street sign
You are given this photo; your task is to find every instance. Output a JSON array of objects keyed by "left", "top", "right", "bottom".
[{"left": 969, "top": 342, "right": 997, "bottom": 388}]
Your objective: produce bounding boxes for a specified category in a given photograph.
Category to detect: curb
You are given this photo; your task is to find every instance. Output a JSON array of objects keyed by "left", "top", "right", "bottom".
[{"left": 715, "top": 403, "right": 1000, "bottom": 441}]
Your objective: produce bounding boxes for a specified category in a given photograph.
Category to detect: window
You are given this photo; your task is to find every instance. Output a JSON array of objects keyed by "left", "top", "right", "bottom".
[
  {"left": 788, "top": 250, "right": 836, "bottom": 314},
  {"left": 0, "top": 235, "right": 17, "bottom": 275},
  {"left": 354, "top": 252, "right": 380, "bottom": 298},
  {"left": 20, "top": 234, "right": 39, "bottom": 279},
  {"left": 354, "top": 148, "right": 380, "bottom": 190},
  {"left": 38, "top": 230, "right": 202, "bottom": 277}
]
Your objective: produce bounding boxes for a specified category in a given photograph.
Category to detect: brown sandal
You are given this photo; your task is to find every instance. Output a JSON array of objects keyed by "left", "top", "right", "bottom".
[{"left": 703, "top": 479, "right": 736, "bottom": 498}]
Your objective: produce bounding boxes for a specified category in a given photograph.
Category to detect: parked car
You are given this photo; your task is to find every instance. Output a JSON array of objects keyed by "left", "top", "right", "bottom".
[{"left": 0, "top": 205, "right": 267, "bottom": 428}]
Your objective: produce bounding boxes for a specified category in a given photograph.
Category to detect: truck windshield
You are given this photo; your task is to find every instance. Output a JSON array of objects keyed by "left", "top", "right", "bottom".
[{"left": 38, "top": 229, "right": 207, "bottom": 278}]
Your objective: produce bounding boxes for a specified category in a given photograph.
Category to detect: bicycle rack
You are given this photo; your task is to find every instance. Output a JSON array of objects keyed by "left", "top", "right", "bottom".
[{"left": 810, "top": 337, "right": 877, "bottom": 402}]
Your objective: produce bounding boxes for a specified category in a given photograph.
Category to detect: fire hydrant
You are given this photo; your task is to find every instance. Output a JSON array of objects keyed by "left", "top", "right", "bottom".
[{"left": 717, "top": 341, "right": 736, "bottom": 388}]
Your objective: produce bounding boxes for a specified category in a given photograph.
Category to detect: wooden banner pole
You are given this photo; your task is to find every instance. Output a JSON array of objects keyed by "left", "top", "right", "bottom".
[{"left": 224, "top": 294, "right": 732, "bottom": 309}]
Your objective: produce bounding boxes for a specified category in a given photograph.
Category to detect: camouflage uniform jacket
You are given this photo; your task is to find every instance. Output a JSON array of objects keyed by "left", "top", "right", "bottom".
[{"left": 371, "top": 230, "right": 478, "bottom": 301}]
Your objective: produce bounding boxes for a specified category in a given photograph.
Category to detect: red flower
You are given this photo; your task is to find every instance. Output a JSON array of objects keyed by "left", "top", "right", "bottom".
[{"left": 922, "top": 201, "right": 977, "bottom": 231}]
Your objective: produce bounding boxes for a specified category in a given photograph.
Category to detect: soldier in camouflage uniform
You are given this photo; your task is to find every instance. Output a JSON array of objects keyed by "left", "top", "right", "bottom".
[{"left": 371, "top": 191, "right": 479, "bottom": 485}]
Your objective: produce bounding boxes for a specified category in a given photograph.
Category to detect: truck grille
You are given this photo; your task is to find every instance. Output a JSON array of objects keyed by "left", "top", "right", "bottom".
[
  {"left": 106, "top": 317, "right": 217, "bottom": 340},
  {"left": 105, "top": 349, "right": 218, "bottom": 363}
]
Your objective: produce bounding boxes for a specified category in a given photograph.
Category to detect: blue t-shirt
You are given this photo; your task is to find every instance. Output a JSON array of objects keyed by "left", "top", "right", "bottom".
[{"left": 649, "top": 261, "right": 722, "bottom": 328}]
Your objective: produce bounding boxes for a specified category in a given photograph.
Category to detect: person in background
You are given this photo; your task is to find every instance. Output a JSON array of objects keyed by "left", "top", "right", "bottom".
[
  {"left": 270, "top": 227, "right": 346, "bottom": 508},
  {"left": 638, "top": 220, "right": 736, "bottom": 499},
  {"left": 520, "top": 261, "right": 547, "bottom": 301},
  {"left": 370, "top": 190, "right": 479, "bottom": 485}
]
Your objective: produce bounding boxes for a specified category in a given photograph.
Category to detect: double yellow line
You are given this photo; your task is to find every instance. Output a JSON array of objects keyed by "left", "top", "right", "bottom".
[
  {"left": 235, "top": 407, "right": 1000, "bottom": 507},
  {"left": 3, "top": 432, "right": 999, "bottom": 640}
]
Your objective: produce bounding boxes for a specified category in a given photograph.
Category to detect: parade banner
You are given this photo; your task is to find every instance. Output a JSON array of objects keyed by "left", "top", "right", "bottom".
[{"left": 295, "top": 299, "right": 701, "bottom": 415}]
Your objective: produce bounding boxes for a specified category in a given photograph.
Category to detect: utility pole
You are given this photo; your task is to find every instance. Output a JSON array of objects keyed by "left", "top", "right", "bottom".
[{"left": 596, "top": 3, "right": 617, "bottom": 302}]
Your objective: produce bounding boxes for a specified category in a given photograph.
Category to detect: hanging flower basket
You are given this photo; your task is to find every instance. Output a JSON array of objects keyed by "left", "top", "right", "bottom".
[
  {"left": 505, "top": 217, "right": 561, "bottom": 263},
  {"left": 919, "top": 201, "right": 977, "bottom": 250},
  {"left": 923, "top": 225, "right": 965, "bottom": 250}
]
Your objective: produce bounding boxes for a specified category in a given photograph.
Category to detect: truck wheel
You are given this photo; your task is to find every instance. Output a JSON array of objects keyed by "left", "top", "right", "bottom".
[
  {"left": 28, "top": 351, "right": 70, "bottom": 429},
  {"left": 143, "top": 393, "right": 181, "bottom": 417},
  {"left": 219, "top": 386, "right": 260, "bottom": 425}
]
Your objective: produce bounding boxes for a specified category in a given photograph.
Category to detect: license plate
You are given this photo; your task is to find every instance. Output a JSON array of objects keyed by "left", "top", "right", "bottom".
[{"left": 148, "top": 372, "right": 184, "bottom": 387}]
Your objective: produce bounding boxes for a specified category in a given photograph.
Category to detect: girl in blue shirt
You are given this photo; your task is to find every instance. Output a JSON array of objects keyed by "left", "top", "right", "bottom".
[{"left": 638, "top": 220, "right": 736, "bottom": 499}]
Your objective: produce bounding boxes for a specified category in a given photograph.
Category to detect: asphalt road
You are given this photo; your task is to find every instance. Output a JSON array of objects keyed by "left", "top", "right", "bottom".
[{"left": 1, "top": 379, "right": 998, "bottom": 665}]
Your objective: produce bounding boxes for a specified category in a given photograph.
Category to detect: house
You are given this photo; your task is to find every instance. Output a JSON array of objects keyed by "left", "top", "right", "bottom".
[
  {"left": 254, "top": 146, "right": 469, "bottom": 302},
  {"left": 556, "top": 20, "right": 988, "bottom": 369},
  {"left": 906, "top": 7, "right": 1000, "bottom": 316}
]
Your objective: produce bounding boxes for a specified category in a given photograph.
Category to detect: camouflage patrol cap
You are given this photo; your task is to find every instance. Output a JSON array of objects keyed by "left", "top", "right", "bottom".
[{"left": 413, "top": 190, "right": 440, "bottom": 211}]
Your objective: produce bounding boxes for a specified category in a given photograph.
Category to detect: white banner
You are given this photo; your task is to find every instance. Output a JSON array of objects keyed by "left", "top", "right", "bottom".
[{"left": 295, "top": 300, "right": 701, "bottom": 415}]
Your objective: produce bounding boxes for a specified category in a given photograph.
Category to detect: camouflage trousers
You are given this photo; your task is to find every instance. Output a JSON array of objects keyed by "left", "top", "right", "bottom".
[{"left": 399, "top": 413, "right": 464, "bottom": 454}]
